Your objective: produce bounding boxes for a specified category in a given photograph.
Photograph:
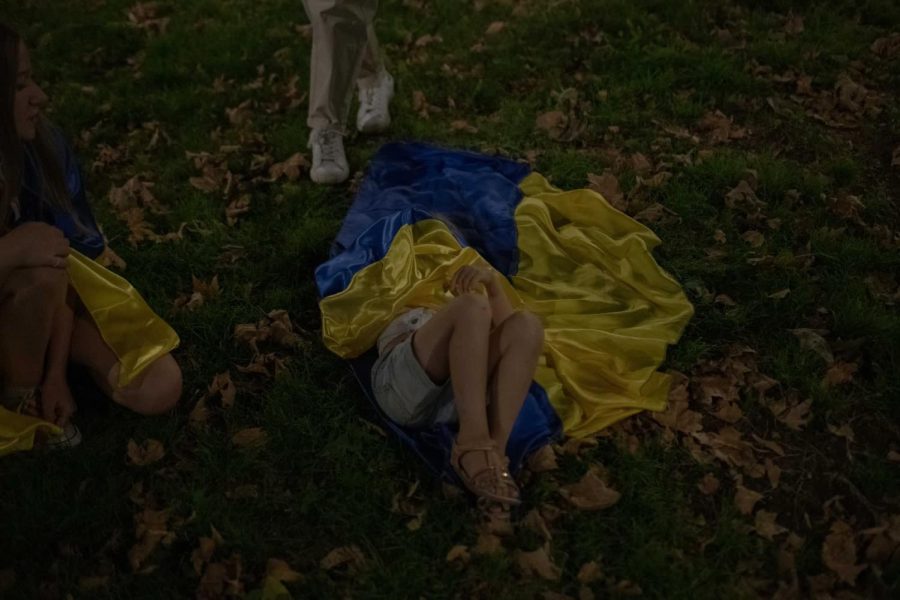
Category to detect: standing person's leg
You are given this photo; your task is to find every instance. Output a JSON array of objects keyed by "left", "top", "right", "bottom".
[
  {"left": 302, "top": 0, "right": 378, "bottom": 184},
  {"left": 356, "top": 24, "right": 394, "bottom": 134}
]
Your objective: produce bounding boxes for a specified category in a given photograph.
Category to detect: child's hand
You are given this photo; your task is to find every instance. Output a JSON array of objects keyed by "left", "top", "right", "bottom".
[
  {"left": 41, "top": 377, "right": 76, "bottom": 427},
  {"left": 449, "top": 265, "right": 496, "bottom": 296}
]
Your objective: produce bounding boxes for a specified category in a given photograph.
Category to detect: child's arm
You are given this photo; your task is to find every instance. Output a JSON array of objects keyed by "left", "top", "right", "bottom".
[
  {"left": 40, "top": 289, "right": 77, "bottom": 426},
  {"left": 449, "top": 265, "right": 515, "bottom": 327}
]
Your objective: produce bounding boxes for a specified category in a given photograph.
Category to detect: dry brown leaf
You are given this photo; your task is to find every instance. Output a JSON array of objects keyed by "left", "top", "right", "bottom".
[
  {"left": 191, "top": 536, "right": 217, "bottom": 575},
  {"left": 784, "top": 13, "right": 804, "bottom": 35},
  {"left": 266, "top": 558, "right": 302, "bottom": 583},
  {"left": 734, "top": 483, "right": 764, "bottom": 515},
  {"left": 128, "top": 508, "right": 171, "bottom": 571},
  {"left": 189, "top": 397, "right": 210, "bottom": 426},
  {"left": 587, "top": 172, "right": 626, "bottom": 212},
  {"left": 522, "top": 509, "right": 553, "bottom": 542},
  {"left": 127, "top": 438, "right": 165, "bottom": 466},
  {"left": 741, "top": 230, "right": 765, "bottom": 247},
  {"left": 872, "top": 33, "right": 900, "bottom": 58},
  {"left": 450, "top": 119, "right": 478, "bottom": 133},
  {"left": 485, "top": 21, "right": 506, "bottom": 35},
  {"left": 231, "top": 427, "right": 267, "bottom": 448},
  {"left": 822, "top": 520, "right": 866, "bottom": 584},
  {"left": 474, "top": 531, "right": 503, "bottom": 555},
  {"left": 320, "top": 545, "right": 366, "bottom": 571},
  {"left": 768, "top": 289, "right": 791, "bottom": 300},
  {"left": 208, "top": 371, "right": 236, "bottom": 408},
  {"left": 713, "top": 400, "right": 743, "bottom": 423},
  {"left": 559, "top": 467, "right": 621, "bottom": 511},
  {"left": 633, "top": 202, "right": 669, "bottom": 223},
  {"left": 765, "top": 458, "right": 782, "bottom": 489},
  {"left": 777, "top": 398, "right": 812, "bottom": 431},
  {"left": 96, "top": 245, "right": 127, "bottom": 270},
  {"left": 536, "top": 110, "right": 567, "bottom": 139},
  {"left": 827, "top": 423, "right": 855, "bottom": 443},
  {"left": 714, "top": 294, "right": 737, "bottom": 307},
  {"left": 577, "top": 560, "right": 602, "bottom": 584},
  {"left": 754, "top": 510, "right": 788, "bottom": 540},
  {"left": 698, "top": 473, "right": 721, "bottom": 495},
  {"left": 823, "top": 361, "right": 858, "bottom": 387},
  {"left": 698, "top": 110, "right": 747, "bottom": 143},
  {"left": 413, "top": 33, "right": 442, "bottom": 48},
  {"left": 713, "top": 229, "right": 727, "bottom": 244},
  {"left": 515, "top": 545, "right": 561, "bottom": 580},
  {"left": 630, "top": 153, "right": 652, "bottom": 173},
  {"left": 446, "top": 544, "right": 471, "bottom": 564},
  {"left": 789, "top": 329, "right": 834, "bottom": 363},
  {"left": 652, "top": 371, "right": 702, "bottom": 435},
  {"left": 225, "top": 195, "right": 251, "bottom": 226},
  {"left": 526, "top": 444, "right": 558, "bottom": 473}
]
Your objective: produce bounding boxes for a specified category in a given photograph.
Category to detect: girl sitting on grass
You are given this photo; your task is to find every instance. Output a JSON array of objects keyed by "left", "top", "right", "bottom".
[
  {"left": 0, "top": 23, "right": 182, "bottom": 447},
  {"left": 372, "top": 264, "right": 544, "bottom": 507}
]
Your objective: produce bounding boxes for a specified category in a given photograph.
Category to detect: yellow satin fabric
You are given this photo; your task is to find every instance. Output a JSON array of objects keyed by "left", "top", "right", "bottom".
[
  {"left": 321, "top": 221, "right": 523, "bottom": 357},
  {"left": 515, "top": 173, "right": 693, "bottom": 437},
  {"left": 0, "top": 250, "right": 179, "bottom": 457},
  {"left": 67, "top": 250, "right": 180, "bottom": 388},
  {"left": 319, "top": 173, "right": 693, "bottom": 438},
  {"left": 0, "top": 408, "right": 61, "bottom": 457}
]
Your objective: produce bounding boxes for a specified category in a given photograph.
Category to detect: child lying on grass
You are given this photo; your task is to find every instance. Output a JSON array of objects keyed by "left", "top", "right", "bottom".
[
  {"left": 0, "top": 23, "right": 182, "bottom": 449},
  {"left": 372, "top": 264, "right": 544, "bottom": 508}
]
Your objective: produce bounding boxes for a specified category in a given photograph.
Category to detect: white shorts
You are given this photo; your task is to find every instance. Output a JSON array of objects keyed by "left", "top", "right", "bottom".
[{"left": 371, "top": 335, "right": 457, "bottom": 428}]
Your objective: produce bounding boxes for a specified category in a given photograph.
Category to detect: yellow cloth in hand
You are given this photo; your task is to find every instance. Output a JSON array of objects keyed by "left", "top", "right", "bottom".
[
  {"left": 0, "top": 407, "right": 61, "bottom": 457},
  {"left": 321, "top": 220, "right": 523, "bottom": 358},
  {"left": 67, "top": 250, "right": 179, "bottom": 387}
]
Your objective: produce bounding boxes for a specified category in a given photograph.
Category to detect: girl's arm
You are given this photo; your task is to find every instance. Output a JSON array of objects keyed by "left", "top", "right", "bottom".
[{"left": 449, "top": 265, "right": 515, "bottom": 327}]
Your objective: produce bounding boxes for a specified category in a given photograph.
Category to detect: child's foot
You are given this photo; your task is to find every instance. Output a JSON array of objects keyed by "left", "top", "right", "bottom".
[{"left": 451, "top": 441, "right": 521, "bottom": 506}]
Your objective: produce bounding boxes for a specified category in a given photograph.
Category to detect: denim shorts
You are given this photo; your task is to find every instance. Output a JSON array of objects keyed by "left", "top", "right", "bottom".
[{"left": 371, "top": 335, "right": 457, "bottom": 428}]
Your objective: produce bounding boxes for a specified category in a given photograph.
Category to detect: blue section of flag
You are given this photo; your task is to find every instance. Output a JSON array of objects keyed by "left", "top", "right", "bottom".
[
  {"left": 316, "top": 142, "right": 531, "bottom": 298},
  {"left": 318, "top": 142, "right": 561, "bottom": 481}
]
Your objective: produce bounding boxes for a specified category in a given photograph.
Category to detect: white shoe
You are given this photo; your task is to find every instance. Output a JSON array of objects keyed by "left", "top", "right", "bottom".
[
  {"left": 308, "top": 127, "right": 349, "bottom": 185},
  {"left": 46, "top": 422, "right": 83, "bottom": 450},
  {"left": 356, "top": 70, "right": 394, "bottom": 134}
]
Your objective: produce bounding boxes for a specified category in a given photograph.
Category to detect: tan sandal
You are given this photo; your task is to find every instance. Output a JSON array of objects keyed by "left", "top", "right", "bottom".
[{"left": 450, "top": 441, "right": 521, "bottom": 506}]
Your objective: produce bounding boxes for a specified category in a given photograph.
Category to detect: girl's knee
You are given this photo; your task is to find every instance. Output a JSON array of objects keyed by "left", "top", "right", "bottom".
[
  {"left": 6, "top": 267, "right": 67, "bottom": 305},
  {"left": 506, "top": 311, "right": 544, "bottom": 350},
  {"left": 116, "top": 356, "right": 182, "bottom": 415}
]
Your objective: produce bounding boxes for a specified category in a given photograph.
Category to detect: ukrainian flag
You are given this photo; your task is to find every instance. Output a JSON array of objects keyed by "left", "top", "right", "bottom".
[{"left": 317, "top": 143, "right": 694, "bottom": 479}]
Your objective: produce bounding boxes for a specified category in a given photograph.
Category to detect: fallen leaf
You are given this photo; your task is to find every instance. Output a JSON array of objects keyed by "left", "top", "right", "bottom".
[
  {"left": 823, "top": 361, "right": 858, "bottom": 387},
  {"left": 485, "top": 21, "right": 506, "bottom": 35},
  {"left": 208, "top": 371, "right": 237, "bottom": 408},
  {"left": 522, "top": 509, "right": 552, "bottom": 542},
  {"left": 446, "top": 544, "right": 471, "bottom": 564},
  {"left": 633, "top": 202, "right": 669, "bottom": 223},
  {"left": 789, "top": 329, "right": 834, "bottom": 363},
  {"left": 96, "top": 245, "right": 127, "bottom": 270},
  {"left": 413, "top": 33, "right": 442, "bottom": 48},
  {"left": 526, "top": 444, "right": 558, "bottom": 473},
  {"left": 515, "top": 545, "right": 561, "bottom": 580},
  {"left": 266, "top": 558, "right": 302, "bottom": 583},
  {"left": 822, "top": 520, "right": 866, "bottom": 585},
  {"left": 268, "top": 153, "right": 308, "bottom": 181},
  {"left": 827, "top": 423, "right": 855, "bottom": 443},
  {"left": 630, "top": 153, "right": 652, "bottom": 173},
  {"left": 474, "top": 531, "right": 503, "bottom": 555},
  {"left": 225, "top": 195, "right": 251, "bottom": 226},
  {"left": 192, "top": 536, "right": 217, "bottom": 575},
  {"left": 768, "top": 289, "right": 791, "bottom": 300},
  {"left": 559, "top": 467, "right": 621, "bottom": 511},
  {"left": 320, "top": 545, "right": 366, "bottom": 571},
  {"left": 754, "top": 510, "right": 788, "bottom": 540},
  {"left": 735, "top": 483, "right": 764, "bottom": 515},
  {"left": 127, "top": 438, "right": 165, "bottom": 466},
  {"left": 128, "top": 508, "right": 171, "bottom": 571},
  {"left": 741, "top": 230, "right": 765, "bottom": 247},
  {"left": 587, "top": 172, "right": 626, "bottom": 212},
  {"left": 777, "top": 398, "right": 813, "bottom": 430},
  {"left": 536, "top": 110, "right": 567, "bottom": 139},
  {"left": 714, "top": 294, "right": 737, "bottom": 307},
  {"left": 577, "top": 560, "right": 602, "bottom": 584},
  {"left": 714, "top": 229, "right": 727, "bottom": 244},
  {"left": 784, "top": 13, "right": 804, "bottom": 35},
  {"left": 231, "top": 427, "right": 267, "bottom": 448},
  {"left": 765, "top": 458, "right": 782, "bottom": 489},
  {"left": 871, "top": 33, "right": 900, "bottom": 58},
  {"left": 698, "top": 473, "right": 721, "bottom": 495},
  {"left": 450, "top": 119, "right": 478, "bottom": 133}
]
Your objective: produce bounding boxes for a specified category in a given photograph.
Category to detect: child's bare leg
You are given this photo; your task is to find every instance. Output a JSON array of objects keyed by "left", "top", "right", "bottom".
[
  {"left": 0, "top": 267, "right": 68, "bottom": 389},
  {"left": 486, "top": 312, "right": 544, "bottom": 454},
  {"left": 411, "top": 293, "right": 493, "bottom": 467},
  {"left": 69, "top": 311, "right": 182, "bottom": 415}
]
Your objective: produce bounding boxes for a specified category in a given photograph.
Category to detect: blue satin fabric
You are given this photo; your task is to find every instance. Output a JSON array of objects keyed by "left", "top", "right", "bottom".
[
  {"left": 16, "top": 128, "right": 104, "bottom": 259},
  {"left": 317, "top": 142, "right": 561, "bottom": 480},
  {"left": 317, "top": 142, "right": 532, "bottom": 298}
]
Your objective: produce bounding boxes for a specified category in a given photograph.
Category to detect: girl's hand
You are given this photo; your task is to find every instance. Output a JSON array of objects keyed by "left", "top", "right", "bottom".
[
  {"left": 41, "top": 377, "right": 76, "bottom": 427},
  {"left": 449, "top": 265, "right": 496, "bottom": 296},
  {"left": 0, "top": 223, "right": 70, "bottom": 270}
]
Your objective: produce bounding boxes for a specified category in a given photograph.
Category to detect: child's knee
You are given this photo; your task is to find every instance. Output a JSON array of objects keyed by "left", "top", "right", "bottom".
[
  {"left": 507, "top": 311, "right": 544, "bottom": 350},
  {"left": 5, "top": 267, "right": 67, "bottom": 307},
  {"left": 116, "top": 355, "right": 182, "bottom": 415}
]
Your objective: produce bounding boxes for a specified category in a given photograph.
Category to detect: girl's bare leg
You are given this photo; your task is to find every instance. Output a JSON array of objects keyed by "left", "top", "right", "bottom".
[
  {"left": 69, "top": 310, "right": 182, "bottom": 415},
  {"left": 411, "top": 292, "right": 494, "bottom": 473},
  {"left": 0, "top": 267, "right": 68, "bottom": 389},
  {"left": 485, "top": 312, "right": 544, "bottom": 454}
]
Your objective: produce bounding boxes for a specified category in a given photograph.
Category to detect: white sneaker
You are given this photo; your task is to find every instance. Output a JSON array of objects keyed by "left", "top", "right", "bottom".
[
  {"left": 356, "top": 70, "right": 394, "bottom": 134},
  {"left": 46, "top": 422, "right": 83, "bottom": 450},
  {"left": 308, "top": 127, "right": 350, "bottom": 185}
]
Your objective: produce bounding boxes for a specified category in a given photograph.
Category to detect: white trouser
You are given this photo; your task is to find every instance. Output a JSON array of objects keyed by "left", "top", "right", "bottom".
[{"left": 302, "top": 0, "right": 383, "bottom": 130}]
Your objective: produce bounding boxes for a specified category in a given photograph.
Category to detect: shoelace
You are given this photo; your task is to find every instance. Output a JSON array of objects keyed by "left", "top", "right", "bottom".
[{"left": 317, "top": 129, "right": 342, "bottom": 163}]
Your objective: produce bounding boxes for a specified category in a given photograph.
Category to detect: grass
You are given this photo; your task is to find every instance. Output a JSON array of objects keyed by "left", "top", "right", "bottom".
[{"left": 1, "top": 0, "right": 898, "bottom": 598}]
